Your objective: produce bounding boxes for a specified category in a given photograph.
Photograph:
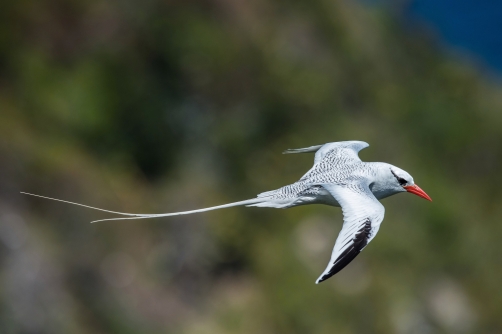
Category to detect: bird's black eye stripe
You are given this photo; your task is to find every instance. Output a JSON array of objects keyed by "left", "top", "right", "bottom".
[{"left": 391, "top": 170, "right": 407, "bottom": 186}]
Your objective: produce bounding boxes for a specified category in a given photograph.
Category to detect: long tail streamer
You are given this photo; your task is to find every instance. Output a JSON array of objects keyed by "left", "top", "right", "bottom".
[{"left": 20, "top": 192, "right": 262, "bottom": 223}]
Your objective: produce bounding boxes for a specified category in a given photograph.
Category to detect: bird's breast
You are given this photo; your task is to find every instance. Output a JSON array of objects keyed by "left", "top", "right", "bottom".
[{"left": 370, "top": 186, "right": 395, "bottom": 200}]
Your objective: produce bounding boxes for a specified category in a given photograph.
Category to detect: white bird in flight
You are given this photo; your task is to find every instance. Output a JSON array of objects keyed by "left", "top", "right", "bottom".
[{"left": 22, "top": 141, "right": 431, "bottom": 283}]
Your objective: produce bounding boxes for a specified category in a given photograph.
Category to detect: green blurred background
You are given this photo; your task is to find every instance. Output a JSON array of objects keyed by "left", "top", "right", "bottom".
[{"left": 2, "top": 0, "right": 502, "bottom": 333}]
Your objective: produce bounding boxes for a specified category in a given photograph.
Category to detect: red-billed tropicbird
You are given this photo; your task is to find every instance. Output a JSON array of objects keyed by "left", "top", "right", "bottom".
[{"left": 22, "top": 141, "right": 431, "bottom": 283}]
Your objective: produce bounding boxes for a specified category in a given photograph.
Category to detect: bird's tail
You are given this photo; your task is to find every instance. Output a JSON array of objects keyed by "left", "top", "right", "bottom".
[{"left": 20, "top": 192, "right": 283, "bottom": 223}]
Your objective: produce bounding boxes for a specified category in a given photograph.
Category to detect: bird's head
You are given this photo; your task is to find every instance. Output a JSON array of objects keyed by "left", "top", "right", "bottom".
[{"left": 388, "top": 166, "right": 432, "bottom": 201}]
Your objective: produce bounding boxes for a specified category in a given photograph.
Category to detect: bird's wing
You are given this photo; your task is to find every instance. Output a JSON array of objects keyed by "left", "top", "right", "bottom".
[
  {"left": 283, "top": 141, "right": 368, "bottom": 165},
  {"left": 315, "top": 182, "right": 384, "bottom": 284}
]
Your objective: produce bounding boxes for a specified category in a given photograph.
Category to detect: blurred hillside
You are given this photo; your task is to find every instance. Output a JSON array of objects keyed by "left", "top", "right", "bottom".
[{"left": 1, "top": 0, "right": 502, "bottom": 333}]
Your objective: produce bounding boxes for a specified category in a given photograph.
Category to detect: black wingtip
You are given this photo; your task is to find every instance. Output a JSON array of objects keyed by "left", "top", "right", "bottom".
[{"left": 316, "top": 219, "right": 372, "bottom": 284}]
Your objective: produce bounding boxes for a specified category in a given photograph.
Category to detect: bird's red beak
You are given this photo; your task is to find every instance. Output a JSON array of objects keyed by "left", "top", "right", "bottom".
[{"left": 404, "top": 184, "right": 432, "bottom": 201}]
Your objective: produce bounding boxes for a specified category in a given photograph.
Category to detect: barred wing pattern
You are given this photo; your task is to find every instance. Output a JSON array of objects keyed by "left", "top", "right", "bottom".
[
  {"left": 283, "top": 141, "right": 368, "bottom": 165},
  {"left": 316, "top": 182, "right": 385, "bottom": 284},
  {"left": 264, "top": 141, "right": 374, "bottom": 201}
]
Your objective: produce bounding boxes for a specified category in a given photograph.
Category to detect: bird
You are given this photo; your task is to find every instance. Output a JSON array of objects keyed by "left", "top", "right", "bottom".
[{"left": 22, "top": 140, "right": 431, "bottom": 283}]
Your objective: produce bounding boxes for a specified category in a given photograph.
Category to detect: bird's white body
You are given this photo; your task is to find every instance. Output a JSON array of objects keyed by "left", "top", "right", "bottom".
[{"left": 22, "top": 141, "right": 431, "bottom": 283}]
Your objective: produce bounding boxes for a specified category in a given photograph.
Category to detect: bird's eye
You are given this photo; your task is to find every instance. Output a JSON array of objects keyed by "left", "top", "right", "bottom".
[{"left": 391, "top": 170, "right": 408, "bottom": 186}]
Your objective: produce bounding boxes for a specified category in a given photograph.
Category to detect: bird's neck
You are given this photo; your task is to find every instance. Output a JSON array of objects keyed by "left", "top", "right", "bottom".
[{"left": 367, "top": 163, "right": 399, "bottom": 200}]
